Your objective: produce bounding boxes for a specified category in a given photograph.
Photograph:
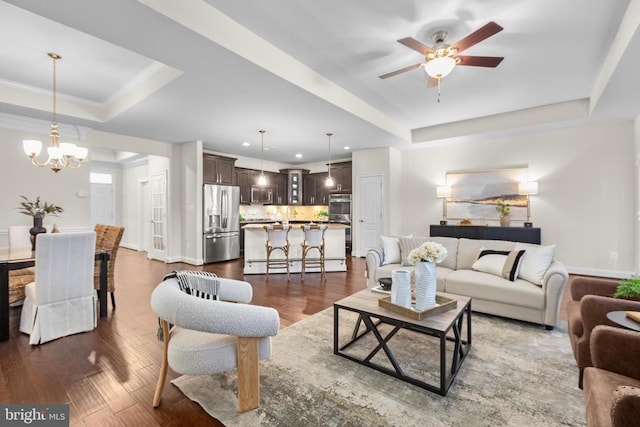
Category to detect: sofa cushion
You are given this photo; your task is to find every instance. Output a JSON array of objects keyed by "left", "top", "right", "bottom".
[
  {"left": 457, "top": 238, "right": 516, "bottom": 270},
  {"left": 428, "top": 236, "right": 459, "bottom": 270},
  {"left": 515, "top": 244, "right": 556, "bottom": 286},
  {"left": 380, "top": 235, "right": 401, "bottom": 265},
  {"left": 444, "top": 269, "right": 545, "bottom": 310},
  {"left": 471, "top": 248, "right": 525, "bottom": 282}
]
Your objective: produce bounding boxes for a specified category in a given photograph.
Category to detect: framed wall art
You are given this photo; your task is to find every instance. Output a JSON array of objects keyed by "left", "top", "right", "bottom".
[{"left": 445, "top": 167, "right": 529, "bottom": 221}]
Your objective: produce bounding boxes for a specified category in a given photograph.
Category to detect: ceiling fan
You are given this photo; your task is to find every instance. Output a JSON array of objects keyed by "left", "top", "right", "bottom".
[{"left": 379, "top": 21, "right": 504, "bottom": 91}]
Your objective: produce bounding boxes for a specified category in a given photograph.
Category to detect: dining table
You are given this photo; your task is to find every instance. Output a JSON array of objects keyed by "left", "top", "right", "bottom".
[{"left": 0, "top": 247, "right": 109, "bottom": 342}]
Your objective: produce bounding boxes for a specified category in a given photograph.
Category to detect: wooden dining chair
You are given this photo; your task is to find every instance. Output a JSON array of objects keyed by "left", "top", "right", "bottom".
[
  {"left": 93, "top": 224, "right": 125, "bottom": 309},
  {"left": 8, "top": 225, "right": 35, "bottom": 304}
]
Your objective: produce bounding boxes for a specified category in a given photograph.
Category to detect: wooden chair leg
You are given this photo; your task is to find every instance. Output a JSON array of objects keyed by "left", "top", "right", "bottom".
[
  {"left": 153, "top": 319, "right": 171, "bottom": 408},
  {"left": 265, "top": 245, "right": 270, "bottom": 282},
  {"left": 237, "top": 336, "right": 260, "bottom": 412},
  {"left": 301, "top": 245, "right": 306, "bottom": 281},
  {"left": 110, "top": 292, "right": 116, "bottom": 309}
]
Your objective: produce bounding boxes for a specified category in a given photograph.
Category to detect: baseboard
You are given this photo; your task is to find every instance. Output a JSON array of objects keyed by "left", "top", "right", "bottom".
[
  {"left": 120, "top": 242, "right": 140, "bottom": 251},
  {"left": 567, "top": 266, "right": 635, "bottom": 279}
]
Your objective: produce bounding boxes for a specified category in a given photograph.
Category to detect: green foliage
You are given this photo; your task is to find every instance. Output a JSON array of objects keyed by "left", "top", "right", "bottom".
[
  {"left": 17, "top": 195, "right": 64, "bottom": 218},
  {"left": 614, "top": 276, "right": 640, "bottom": 299},
  {"left": 495, "top": 201, "right": 511, "bottom": 216}
]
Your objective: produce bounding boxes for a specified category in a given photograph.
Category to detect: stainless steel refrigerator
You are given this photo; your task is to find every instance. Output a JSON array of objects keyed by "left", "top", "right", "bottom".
[{"left": 203, "top": 184, "right": 240, "bottom": 263}]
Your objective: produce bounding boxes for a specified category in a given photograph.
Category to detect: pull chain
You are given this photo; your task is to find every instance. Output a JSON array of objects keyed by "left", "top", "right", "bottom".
[{"left": 437, "top": 77, "right": 441, "bottom": 103}]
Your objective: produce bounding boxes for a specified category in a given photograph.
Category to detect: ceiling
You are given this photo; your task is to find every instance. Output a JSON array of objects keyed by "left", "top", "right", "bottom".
[{"left": 0, "top": 0, "right": 637, "bottom": 164}]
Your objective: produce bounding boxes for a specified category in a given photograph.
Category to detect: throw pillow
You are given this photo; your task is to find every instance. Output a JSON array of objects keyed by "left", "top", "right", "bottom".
[
  {"left": 472, "top": 248, "right": 526, "bottom": 282},
  {"left": 501, "top": 249, "right": 526, "bottom": 282},
  {"left": 380, "top": 236, "right": 401, "bottom": 265},
  {"left": 399, "top": 236, "right": 430, "bottom": 266},
  {"left": 472, "top": 249, "right": 509, "bottom": 277},
  {"left": 515, "top": 244, "right": 556, "bottom": 286}
]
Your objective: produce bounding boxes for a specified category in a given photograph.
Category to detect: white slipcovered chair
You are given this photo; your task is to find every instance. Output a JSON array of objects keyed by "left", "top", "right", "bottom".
[
  {"left": 151, "top": 276, "right": 280, "bottom": 412},
  {"left": 19, "top": 231, "right": 97, "bottom": 345}
]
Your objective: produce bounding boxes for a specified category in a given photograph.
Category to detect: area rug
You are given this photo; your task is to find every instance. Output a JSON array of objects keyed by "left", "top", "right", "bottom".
[{"left": 172, "top": 307, "right": 585, "bottom": 426}]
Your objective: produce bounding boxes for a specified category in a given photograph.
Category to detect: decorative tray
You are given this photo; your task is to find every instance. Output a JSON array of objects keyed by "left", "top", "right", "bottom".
[{"left": 378, "top": 295, "right": 457, "bottom": 320}]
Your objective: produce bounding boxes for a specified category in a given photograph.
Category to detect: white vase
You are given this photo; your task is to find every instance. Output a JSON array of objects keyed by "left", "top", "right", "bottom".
[
  {"left": 391, "top": 269, "right": 412, "bottom": 308},
  {"left": 414, "top": 261, "right": 437, "bottom": 311}
]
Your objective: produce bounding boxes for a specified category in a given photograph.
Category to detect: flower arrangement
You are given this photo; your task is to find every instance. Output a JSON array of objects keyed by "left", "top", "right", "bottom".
[
  {"left": 17, "top": 195, "right": 64, "bottom": 218},
  {"left": 407, "top": 241, "right": 448, "bottom": 265},
  {"left": 495, "top": 201, "right": 511, "bottom": 216}
]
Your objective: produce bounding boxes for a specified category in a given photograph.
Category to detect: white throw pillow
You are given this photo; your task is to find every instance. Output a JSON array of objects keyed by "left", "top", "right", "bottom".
[
  {"left": 472, "top": 249, "right": 508, "bottom": 277},
  {"left": 380, "top": 236, "right": 401, "bottom": 265},
  {"left": 515, "top": 244, "right": 556, "bottom": 286}
]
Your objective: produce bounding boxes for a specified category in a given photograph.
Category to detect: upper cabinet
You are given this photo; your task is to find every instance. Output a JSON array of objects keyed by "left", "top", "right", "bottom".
[
  {"left": 203, "top": 154, "right": 236, "bottom": 185},
  {"left": 304, "top": 172, "right": 329, "bottom": 205},
  {"left": 328, "top": 161, "right": 352, "bottom": 193},
  {"left": 235, "top": 168, "right": 252, "bottom": 204}
]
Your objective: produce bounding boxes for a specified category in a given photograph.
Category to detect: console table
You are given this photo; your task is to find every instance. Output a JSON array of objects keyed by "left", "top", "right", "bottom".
[{"left": 430, "top": 225, "right": 541, "bottom": 244}]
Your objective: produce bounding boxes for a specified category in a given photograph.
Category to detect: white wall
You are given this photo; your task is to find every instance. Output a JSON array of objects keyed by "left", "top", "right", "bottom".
[
  {"left": 400, "top": 120, "right": 636, "bottom": 276},
  {"left": 120, "top": 161, "right": 149, "bottom": 250}
]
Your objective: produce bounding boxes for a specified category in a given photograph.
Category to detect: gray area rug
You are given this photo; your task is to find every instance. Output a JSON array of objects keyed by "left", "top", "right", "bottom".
[{"left": 172, "top": 307, "right": 585, "bottom": 426}]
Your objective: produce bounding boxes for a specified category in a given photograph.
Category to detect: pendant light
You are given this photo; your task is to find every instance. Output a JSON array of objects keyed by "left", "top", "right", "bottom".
[
  {"left": 258, "top": 130, "right": 267, "bottom": 186},
  {"left": 325, "top": 132, "right": 334, "bottom": 187},
  {"left": 23, "top": 52, "right": 88, "bottom": 172}
]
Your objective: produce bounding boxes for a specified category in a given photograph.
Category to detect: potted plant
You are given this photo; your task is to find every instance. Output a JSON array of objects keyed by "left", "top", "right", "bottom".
[
  {"left": 315, "top": 209, "right": 329, "bottom": 221},
  {"left": 495, "top": 201, "right": 511, "bottom": 227},
  {"left": 613, "top": 276, "right": 640, "bottom": 301},
  {"left": 17, "top": 195, "right": 64, "bottom": 250}
]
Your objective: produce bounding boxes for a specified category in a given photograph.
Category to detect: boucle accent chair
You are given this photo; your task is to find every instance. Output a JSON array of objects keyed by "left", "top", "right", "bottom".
[
  {"left": 19, "top": 232, "right": 97, "bottom": 345},
  {"left": 93, "top": 224, "right": 124, "bottom": 309},
  {"left": 584, "top": 325, "right": 640, "bottom": 426},
  {"left": 150, "top": 277, "right": 280, "bottom": 412},
  {"left": 567, "top": 276, "right": 640, "bottom": 388}
]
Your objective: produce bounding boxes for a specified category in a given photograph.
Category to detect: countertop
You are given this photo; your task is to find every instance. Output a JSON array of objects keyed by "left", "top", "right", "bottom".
[{"left": 242, "top": 222, "right": 349, "bottom": 229}]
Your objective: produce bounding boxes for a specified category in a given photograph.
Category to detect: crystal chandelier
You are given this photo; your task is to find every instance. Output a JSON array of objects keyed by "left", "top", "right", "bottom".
[{"left": 23, "top": 53, "right": 88, "bottom": 173}]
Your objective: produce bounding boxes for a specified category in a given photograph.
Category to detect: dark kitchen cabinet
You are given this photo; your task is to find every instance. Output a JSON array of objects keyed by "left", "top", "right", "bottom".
[
  {"left": 203, "top": 154, "right": 236, "bottom": 185},
  {"left": 235, "top": 168, "right": 252, "bottom": 204},
  {"left": 328, "top": 161, "right": 352, "bottom": 193}
]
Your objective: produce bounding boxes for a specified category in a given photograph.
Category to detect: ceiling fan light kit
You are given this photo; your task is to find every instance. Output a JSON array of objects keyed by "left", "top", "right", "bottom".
[{"left": 379, "top": 21, "right": 504, "bottom": 101}]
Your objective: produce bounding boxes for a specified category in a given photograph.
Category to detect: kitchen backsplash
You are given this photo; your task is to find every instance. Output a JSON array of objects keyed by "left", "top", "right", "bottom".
[{"left": 239, "top": 205, "right": 328, "bottom": 222}]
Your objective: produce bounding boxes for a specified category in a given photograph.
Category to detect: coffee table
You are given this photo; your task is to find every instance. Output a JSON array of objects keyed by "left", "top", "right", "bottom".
[{"left": 333, "top": 289, "right": 471, "bottom": 396}]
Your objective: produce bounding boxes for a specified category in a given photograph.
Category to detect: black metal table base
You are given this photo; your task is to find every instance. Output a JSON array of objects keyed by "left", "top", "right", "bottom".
[{"left": 333, "top": 301, "right": 472, "bottom": 396}]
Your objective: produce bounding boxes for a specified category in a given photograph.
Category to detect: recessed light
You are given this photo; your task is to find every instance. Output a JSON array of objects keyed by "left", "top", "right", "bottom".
[
  {"left": 242, "top": 142, "right": 250, "bottom": 147},
  {"left": 343, "top": 146, "right": 350, "bottom": 150},
  {"left": 295, "top": 153, "right": 302, "bottom": 158}
]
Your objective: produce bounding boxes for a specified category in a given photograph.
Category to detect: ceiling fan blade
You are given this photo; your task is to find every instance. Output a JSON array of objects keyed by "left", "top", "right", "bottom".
[
  {"left": 451, "top": 21, "right": 503, "bottom": 54},
  {"left": 456, "top": 55, "right": 504, "bottom": 67},
  {"left": 426, "top": 77, "right": 439, "bottom": 89},
  {"left": 397, "top": 37, "right": 434, "bottom": 55},
  {"left": 379, "top": 63, "right": 422, "bottom": 79}
]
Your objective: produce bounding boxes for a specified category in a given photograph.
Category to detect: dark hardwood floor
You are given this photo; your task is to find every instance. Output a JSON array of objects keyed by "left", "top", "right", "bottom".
[{"left": 0, "top": 249, "right": 368, "bottom": 426}]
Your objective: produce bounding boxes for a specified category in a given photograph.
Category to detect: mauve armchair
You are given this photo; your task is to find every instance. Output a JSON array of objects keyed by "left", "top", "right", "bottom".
[
  {"left": 583, "top": 325, "right": 640, "bottom": 427},
  {"left": 567, "top": 276, "right": 640, "bottom": 388}
]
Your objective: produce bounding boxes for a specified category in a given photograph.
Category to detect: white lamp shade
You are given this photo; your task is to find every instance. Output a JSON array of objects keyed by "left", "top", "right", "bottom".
[
  {"left": 436, "top": 185, "right": 451, "bottom": 198},
  {"left": 257, "top": 174, "right": 267, "bottom": 186},
  {"left": 518, "top": 181, "right": 539, "bottom": 195},
  {"left": 325, "top": 176, "right": 334, "bottom": 187},
  {"left": 47, "top": 146, "right": 63, "bottom": 160},
  {"left": 23, "top": 140, "right": 42, "bottom": 156},
  {"left": 59, "top": 142, "right": 77, "bottom": 156},
  {"left": 75, "top": 146, "right": 88, "bottom": 160},
  {"left": 424, "top": 56, "right": 456, "bottom": 78}
]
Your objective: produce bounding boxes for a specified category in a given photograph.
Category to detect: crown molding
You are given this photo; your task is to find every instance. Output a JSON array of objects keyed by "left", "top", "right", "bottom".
[{"left": 0, "top": 112, "right": 91, "bottom": 142}]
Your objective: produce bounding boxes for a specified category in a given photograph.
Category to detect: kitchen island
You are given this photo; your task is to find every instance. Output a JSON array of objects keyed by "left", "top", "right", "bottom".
[{"left": 242, "top": 223, "right": 349, "bottom": 275}]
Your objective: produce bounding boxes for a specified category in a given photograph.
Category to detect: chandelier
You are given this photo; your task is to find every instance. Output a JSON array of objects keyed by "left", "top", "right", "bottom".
[{"left": 22, "top": 53, "right": 88, "bottom": 173}]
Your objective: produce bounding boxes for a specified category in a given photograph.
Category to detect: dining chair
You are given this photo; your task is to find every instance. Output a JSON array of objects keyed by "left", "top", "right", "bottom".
[
  {"left": 93, "top": 224, "right": 125, "bottom": 309},
  {"left": 7, "top": 225, "right": 35, "bottom": 305},
  {"left": 151, "top": 274, "right": 279, "bottom": 412},
  {"left": 19, "top": 231, "right": 97, "bottom": 345}
]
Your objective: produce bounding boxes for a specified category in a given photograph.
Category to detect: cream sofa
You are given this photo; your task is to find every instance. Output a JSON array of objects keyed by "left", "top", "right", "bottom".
[{"left": 365, "top": 236, "right": 569, "bottom": 330}]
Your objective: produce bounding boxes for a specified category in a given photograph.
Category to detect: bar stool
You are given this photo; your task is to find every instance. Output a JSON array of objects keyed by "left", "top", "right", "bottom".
[
  {"left": 300, "top": 224, "right": 327, "bottom": 281},
  {"left": 264, "top": 224, "right": 290, "bottom": 281}
]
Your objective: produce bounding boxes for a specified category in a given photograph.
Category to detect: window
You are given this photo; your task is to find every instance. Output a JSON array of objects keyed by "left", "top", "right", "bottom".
[{"left": 90, "top": 172, "right": 113, "bottom": 184}]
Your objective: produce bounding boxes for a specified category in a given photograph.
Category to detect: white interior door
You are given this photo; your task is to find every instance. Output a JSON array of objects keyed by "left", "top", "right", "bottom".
[
  {"left": 356, "top": 174, "right": 383, "bottom": 257},
  {"left": 148, "top": 171, "right": 167, "bottom": 261},
  {"left": 91, "top": 183, "right": 115, "bottom": 226}
]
